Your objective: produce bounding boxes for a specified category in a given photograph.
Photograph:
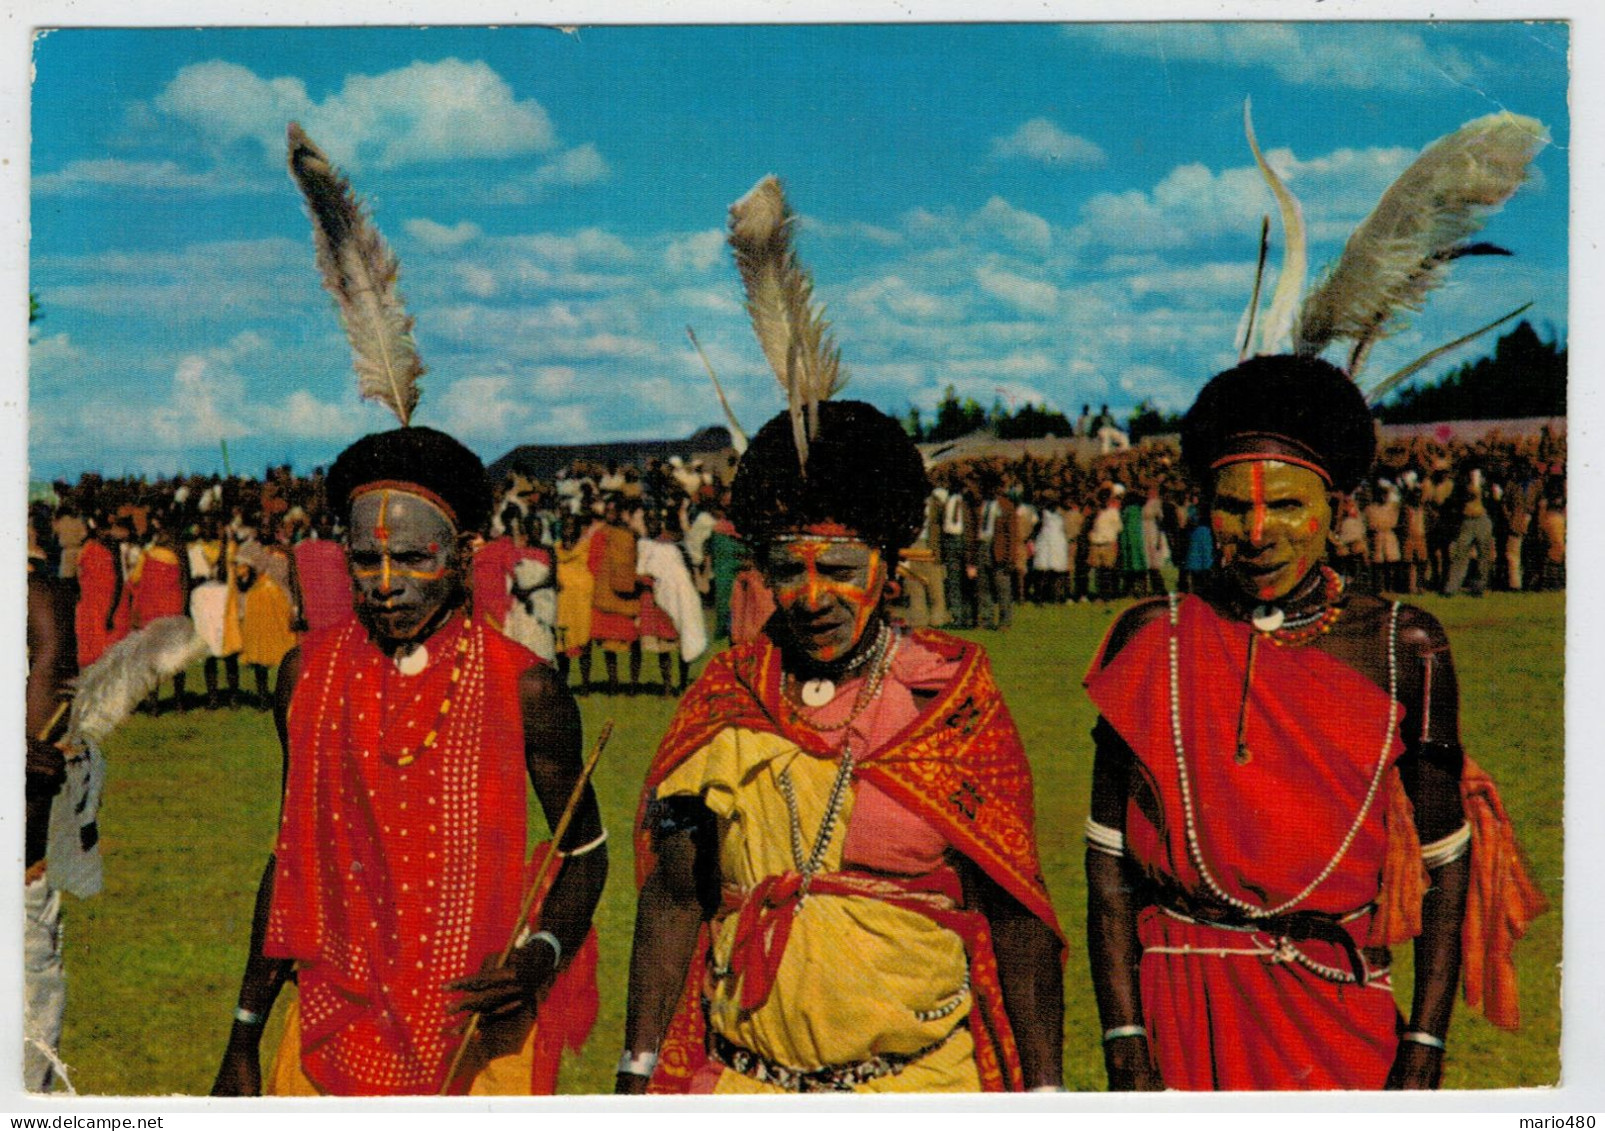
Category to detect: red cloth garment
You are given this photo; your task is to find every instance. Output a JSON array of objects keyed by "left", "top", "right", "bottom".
[
  {"left": 472, "top": 538, "right": 552, "bottom": 631},
  {"left": 1459, "top": 755, "right": 1548, "bottom": 1030},
  {"left": 265, "top": 616, "right": 593, "bottom": 1094},
  {"left": 636, "top": 629, "right": 1062, "bottom": 1093},
  {"left": 636, "top": 580, "right": 677, "bottom": 641},
  {"left": 293, "top": 540, "right": 353, "bottom": 632},
  {"left": 75, "top": 540, "right": 130, "bottom": 669},
  {"left": 132, "top": 548, "right": 185, "bottom": 625},
  {"left": 1085, "top": 595, "right": 1405, "bottom": 1090}
]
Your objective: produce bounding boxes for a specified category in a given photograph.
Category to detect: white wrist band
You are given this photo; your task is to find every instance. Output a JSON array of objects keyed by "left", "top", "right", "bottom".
[
  {"left": 1102, "top": 1023, "right": 1147, "bottom": 1043},
  {"left": 617, "top": 1050, "right": 659, "bottom": 1077},
  {"left": 512, "top": 927, "right": 563, "bottom": 966},
  {"left": 1401, "top": 1030, "right": 1447, "bottom": 1051},
  {"left": 233, "top": 1007, "right": 264, "bottom": 1026},
  {"left": 560, "top": 828, "right": 609, "bottom": 858}
]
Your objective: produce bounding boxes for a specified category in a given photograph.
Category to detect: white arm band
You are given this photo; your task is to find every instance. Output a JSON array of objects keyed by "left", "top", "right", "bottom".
[
  {"left": 560, "top": 828, "right": 609, "bottom": 858},
  {"left": 1420, "top": 822, "right": 1472, "bottom": 870},
  {"left": 1085, "top": 816, "right": 1126, "bottom": 858}
]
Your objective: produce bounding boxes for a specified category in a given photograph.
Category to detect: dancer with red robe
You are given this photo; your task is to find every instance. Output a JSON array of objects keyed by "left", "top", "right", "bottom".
[{"left": 1084, "top": 356, "right": 1543, "bottom": 1091}]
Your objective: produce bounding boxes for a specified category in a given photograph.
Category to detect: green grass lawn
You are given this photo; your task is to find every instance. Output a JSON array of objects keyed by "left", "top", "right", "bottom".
[{"left": 57, "top": 591, "right": 1563, "bottom": 1094}]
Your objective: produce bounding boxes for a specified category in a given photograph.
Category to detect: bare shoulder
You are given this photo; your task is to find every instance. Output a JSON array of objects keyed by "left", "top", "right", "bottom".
[
  {"left": 1096, "top": 596, "right": 1172, "bottom": 669},
  {"left": 1340, "top": 593, "right": 1450, "bottom": 657},
  {"left": 518, "top": 660, "right": 572, "bottom": 712}
]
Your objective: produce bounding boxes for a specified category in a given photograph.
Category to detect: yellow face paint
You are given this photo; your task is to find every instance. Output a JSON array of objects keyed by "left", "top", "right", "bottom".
[
  {"left": 761, "top": 534, "right": 887, "bottom": 665},
  {"left": 1211, "top": 460, "right": 1332, "bottom": 603}
]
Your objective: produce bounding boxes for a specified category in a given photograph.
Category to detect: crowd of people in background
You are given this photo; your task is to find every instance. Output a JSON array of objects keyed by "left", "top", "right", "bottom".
[
  {"left": 26, "top": 424, "right": 1567, "bottom": 708},
  {"left": 912, "top": 425, "right": 1567, "bottom": 623}
]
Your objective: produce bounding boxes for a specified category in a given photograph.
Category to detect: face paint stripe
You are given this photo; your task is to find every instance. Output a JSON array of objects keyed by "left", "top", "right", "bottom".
[{"left": 1249, "top": 461, "right": 1267, "bottom": 544}]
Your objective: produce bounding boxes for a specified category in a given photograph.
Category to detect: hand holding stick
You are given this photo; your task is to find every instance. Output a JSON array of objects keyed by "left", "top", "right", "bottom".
[{"left": 439, "top": 720, "right": 613, "bottom": 1093}]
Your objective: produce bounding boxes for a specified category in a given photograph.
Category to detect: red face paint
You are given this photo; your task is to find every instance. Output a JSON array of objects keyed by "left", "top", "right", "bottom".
[
  {"left": 764, "top": 537, "right": 885, "bottom": 663},
  {"left": 1249, "top": 461, "right": 1267, "bottom": 545}
]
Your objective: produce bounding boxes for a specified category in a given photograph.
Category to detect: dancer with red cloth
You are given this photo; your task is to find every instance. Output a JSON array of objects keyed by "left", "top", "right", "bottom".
[
  {"left": 212, "top": 124, "right": 605, "bottom": 1097},
  {"left": 1084, "top": 356, "right": 1544, "bottom": 1091},
  {"left": 74, "top": 520, "right": 130, "bottom": 669}
]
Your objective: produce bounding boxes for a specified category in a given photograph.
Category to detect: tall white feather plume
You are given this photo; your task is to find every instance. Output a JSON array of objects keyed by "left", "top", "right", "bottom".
[
  {"left": 65, "top": 617, "right": 207, "bottom": 750},
  {"left": 1244, "top": 100, "right": 1307, "bottom": 357},
  {"left": 1293, "top": 111, "right": 1547, "bottom": 373},
  {"left": 287, "top": 122, "right": 425, "bottom": 427},
  {"left": 727, "top": 175, "right": 846, "bottom": 473}
]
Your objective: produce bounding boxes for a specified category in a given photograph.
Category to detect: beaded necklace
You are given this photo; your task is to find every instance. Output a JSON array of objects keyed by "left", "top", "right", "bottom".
[
  {"left": 1232, "top": 566, "right": 1346, "bottom": 762},
  {"left": 783, "top": 621, "right": 894, "bottom": 735},
  {"left": 1166, "top": 591, "right": 1401, "bottom": 919},
  {"left": 385, "top": 617, "right": 475, "bottom": 768},
  {"left": 776, "top": 626, "right": 900, "bottom": 903}
]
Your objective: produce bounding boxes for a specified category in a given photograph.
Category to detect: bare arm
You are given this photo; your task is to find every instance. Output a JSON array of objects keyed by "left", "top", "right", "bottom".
[
  {"left": 959, "top": 856, "right": 1064, "bottom": 1089},
  {"left": 1387, "top": 609, "right": 1469, "bottom": 1091},
  {"left": 25, "top": 576, "right": 75, "bottom": 869},
  {"left": 446, "top": 665, "right": 606, "bottom": 1020},
  {"left": 616, "top": 811, "right": 718, "bottom": 1094},
  {"left": 212, "top": 647, "right": 301, "bottom": 1096},
  {"left": 1085, "top": 720, "right": 1162, "bottom": 1090}
]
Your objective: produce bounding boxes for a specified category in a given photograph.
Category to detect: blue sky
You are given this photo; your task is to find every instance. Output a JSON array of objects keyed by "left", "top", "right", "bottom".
[{"left": 26, "top": 22, "right": 1570, "bottom": 480}]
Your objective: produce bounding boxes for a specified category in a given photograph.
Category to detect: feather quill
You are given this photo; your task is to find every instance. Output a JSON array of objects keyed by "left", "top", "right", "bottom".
[
  {"left": 1244, "top": 100, "right": 1308, "bottom": 357},
  {"left": 287, "top": 122, "right": 424, "bottom": 427},
  {"left": 1293, "top": 112, "right": 1546, "bottom": 370},
  {"left": 1238, "top": 215, "right": 1271, "bottom": 360},
  {"left": 686, "top": 326, "right": 749, "bottom": 454},
  {"left": 65, "top": 617, "right": 207, "bottom": 750},
  {"left": 1362, "top": 302, "right": 1532, "bottom": 407},
  {"left": 727, "top": 175, "right": 846, "bottom": 473}
]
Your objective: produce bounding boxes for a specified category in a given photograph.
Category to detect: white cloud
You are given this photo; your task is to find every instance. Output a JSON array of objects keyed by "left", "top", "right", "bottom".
[
  {"left": 35, "top": 237, "right": 311, "bottom": 320},
  {"left": 32, "top": 158, "right": 260, "bottom": 196},
  {"left": 27, "top": 333, "right": 81, "bottom": 368},
  {"left": 971, "top": 196, "right": 1053, "bottom": 254},
  {"left": 405, "top": 218, "right": 483, "bottom": 250},
  {"left": 801, "top": 216, "right": 903, "bottom": 247},
  {"left": 845, "top": 275, "right": 962, "bottom": 322},
  {"left": 155, "top": 58, "right": 557, "bottom": 170},
  {"left": 664, "top": 230, "right": 727, "bottom": 274},
  {"left": 536, "top": 143, "right": 609, "bottom": 187},
  {"left": 991, "top": 118, "right": 1106, "bottom": 167},
  {"left": 1069, "top": 24, "right": 1476, "bottom": 93},
  {"left": 975, "top": 264, "right": 1059, "bottom": 317},
  {"left": 433, "top": 374, "right": 533, "bottom": 439},
  {"left": 1072, "top": 144, "right": 1419, "bottom": 252},
  {"left": 281, "top": 390, "right": 362, "bottom": 439}
]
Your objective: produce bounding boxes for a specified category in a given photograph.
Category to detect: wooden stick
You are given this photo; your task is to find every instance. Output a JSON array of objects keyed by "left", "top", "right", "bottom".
[
  {"left": 35, "top": 699, "right": 70, "bottom": 744},
  {"left": 439, "top": 719, "right": 614, "bottom": 1093}
]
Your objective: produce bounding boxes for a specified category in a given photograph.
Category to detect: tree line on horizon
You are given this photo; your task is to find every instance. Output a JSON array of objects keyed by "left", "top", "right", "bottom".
[{"left": 897, "top": 321, "right": 1567, "bottom": 445}]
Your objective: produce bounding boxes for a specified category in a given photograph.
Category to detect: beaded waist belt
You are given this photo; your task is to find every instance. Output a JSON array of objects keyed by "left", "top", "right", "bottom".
[
  {"left": 709, "top": 1025, "right": 959, "bottom": 1093},
  {"left": 1151, "top": 884, "right": 1376, "bottom": 984}
]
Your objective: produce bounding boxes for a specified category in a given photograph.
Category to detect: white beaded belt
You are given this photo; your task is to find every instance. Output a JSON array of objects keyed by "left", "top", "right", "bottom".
[{"left": 710, "top": 1025, "right": 960, "bottom": 1092}]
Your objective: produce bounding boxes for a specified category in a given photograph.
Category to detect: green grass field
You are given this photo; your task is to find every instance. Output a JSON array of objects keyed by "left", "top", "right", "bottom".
[{"left": 56, "top": 591, "right": 1563, "bottom": 1094}]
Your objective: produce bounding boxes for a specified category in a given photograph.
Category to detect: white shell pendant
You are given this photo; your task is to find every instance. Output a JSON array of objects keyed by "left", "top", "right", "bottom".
[
  {"left": 1250, "top": 606, "right": 1285, "bottom": 634},
  {"left": 395, "top": 644, "right": 430, "bottom": 676},
  {"left": 800, "top": 679, "right": 836, "bottom": 707}
]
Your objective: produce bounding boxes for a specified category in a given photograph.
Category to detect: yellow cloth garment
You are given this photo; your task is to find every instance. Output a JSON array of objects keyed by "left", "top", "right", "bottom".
[
  {"left": 657, "top": 728, "right": 975, "bottom": 1087},
  {"left": 555, "top": 541, "right": 595, "bottom": 654},
  {"left": 239, "top": 575, "right": 299, "bottom": 667},
  {"left": 269, "top": 994, "right": 537, "bottom": 1096}
]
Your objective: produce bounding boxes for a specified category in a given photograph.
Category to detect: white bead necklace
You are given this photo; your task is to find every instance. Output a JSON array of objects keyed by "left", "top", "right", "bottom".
[{"left": 1165, "top": 592, "right": 1401, "bottom": 919}]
